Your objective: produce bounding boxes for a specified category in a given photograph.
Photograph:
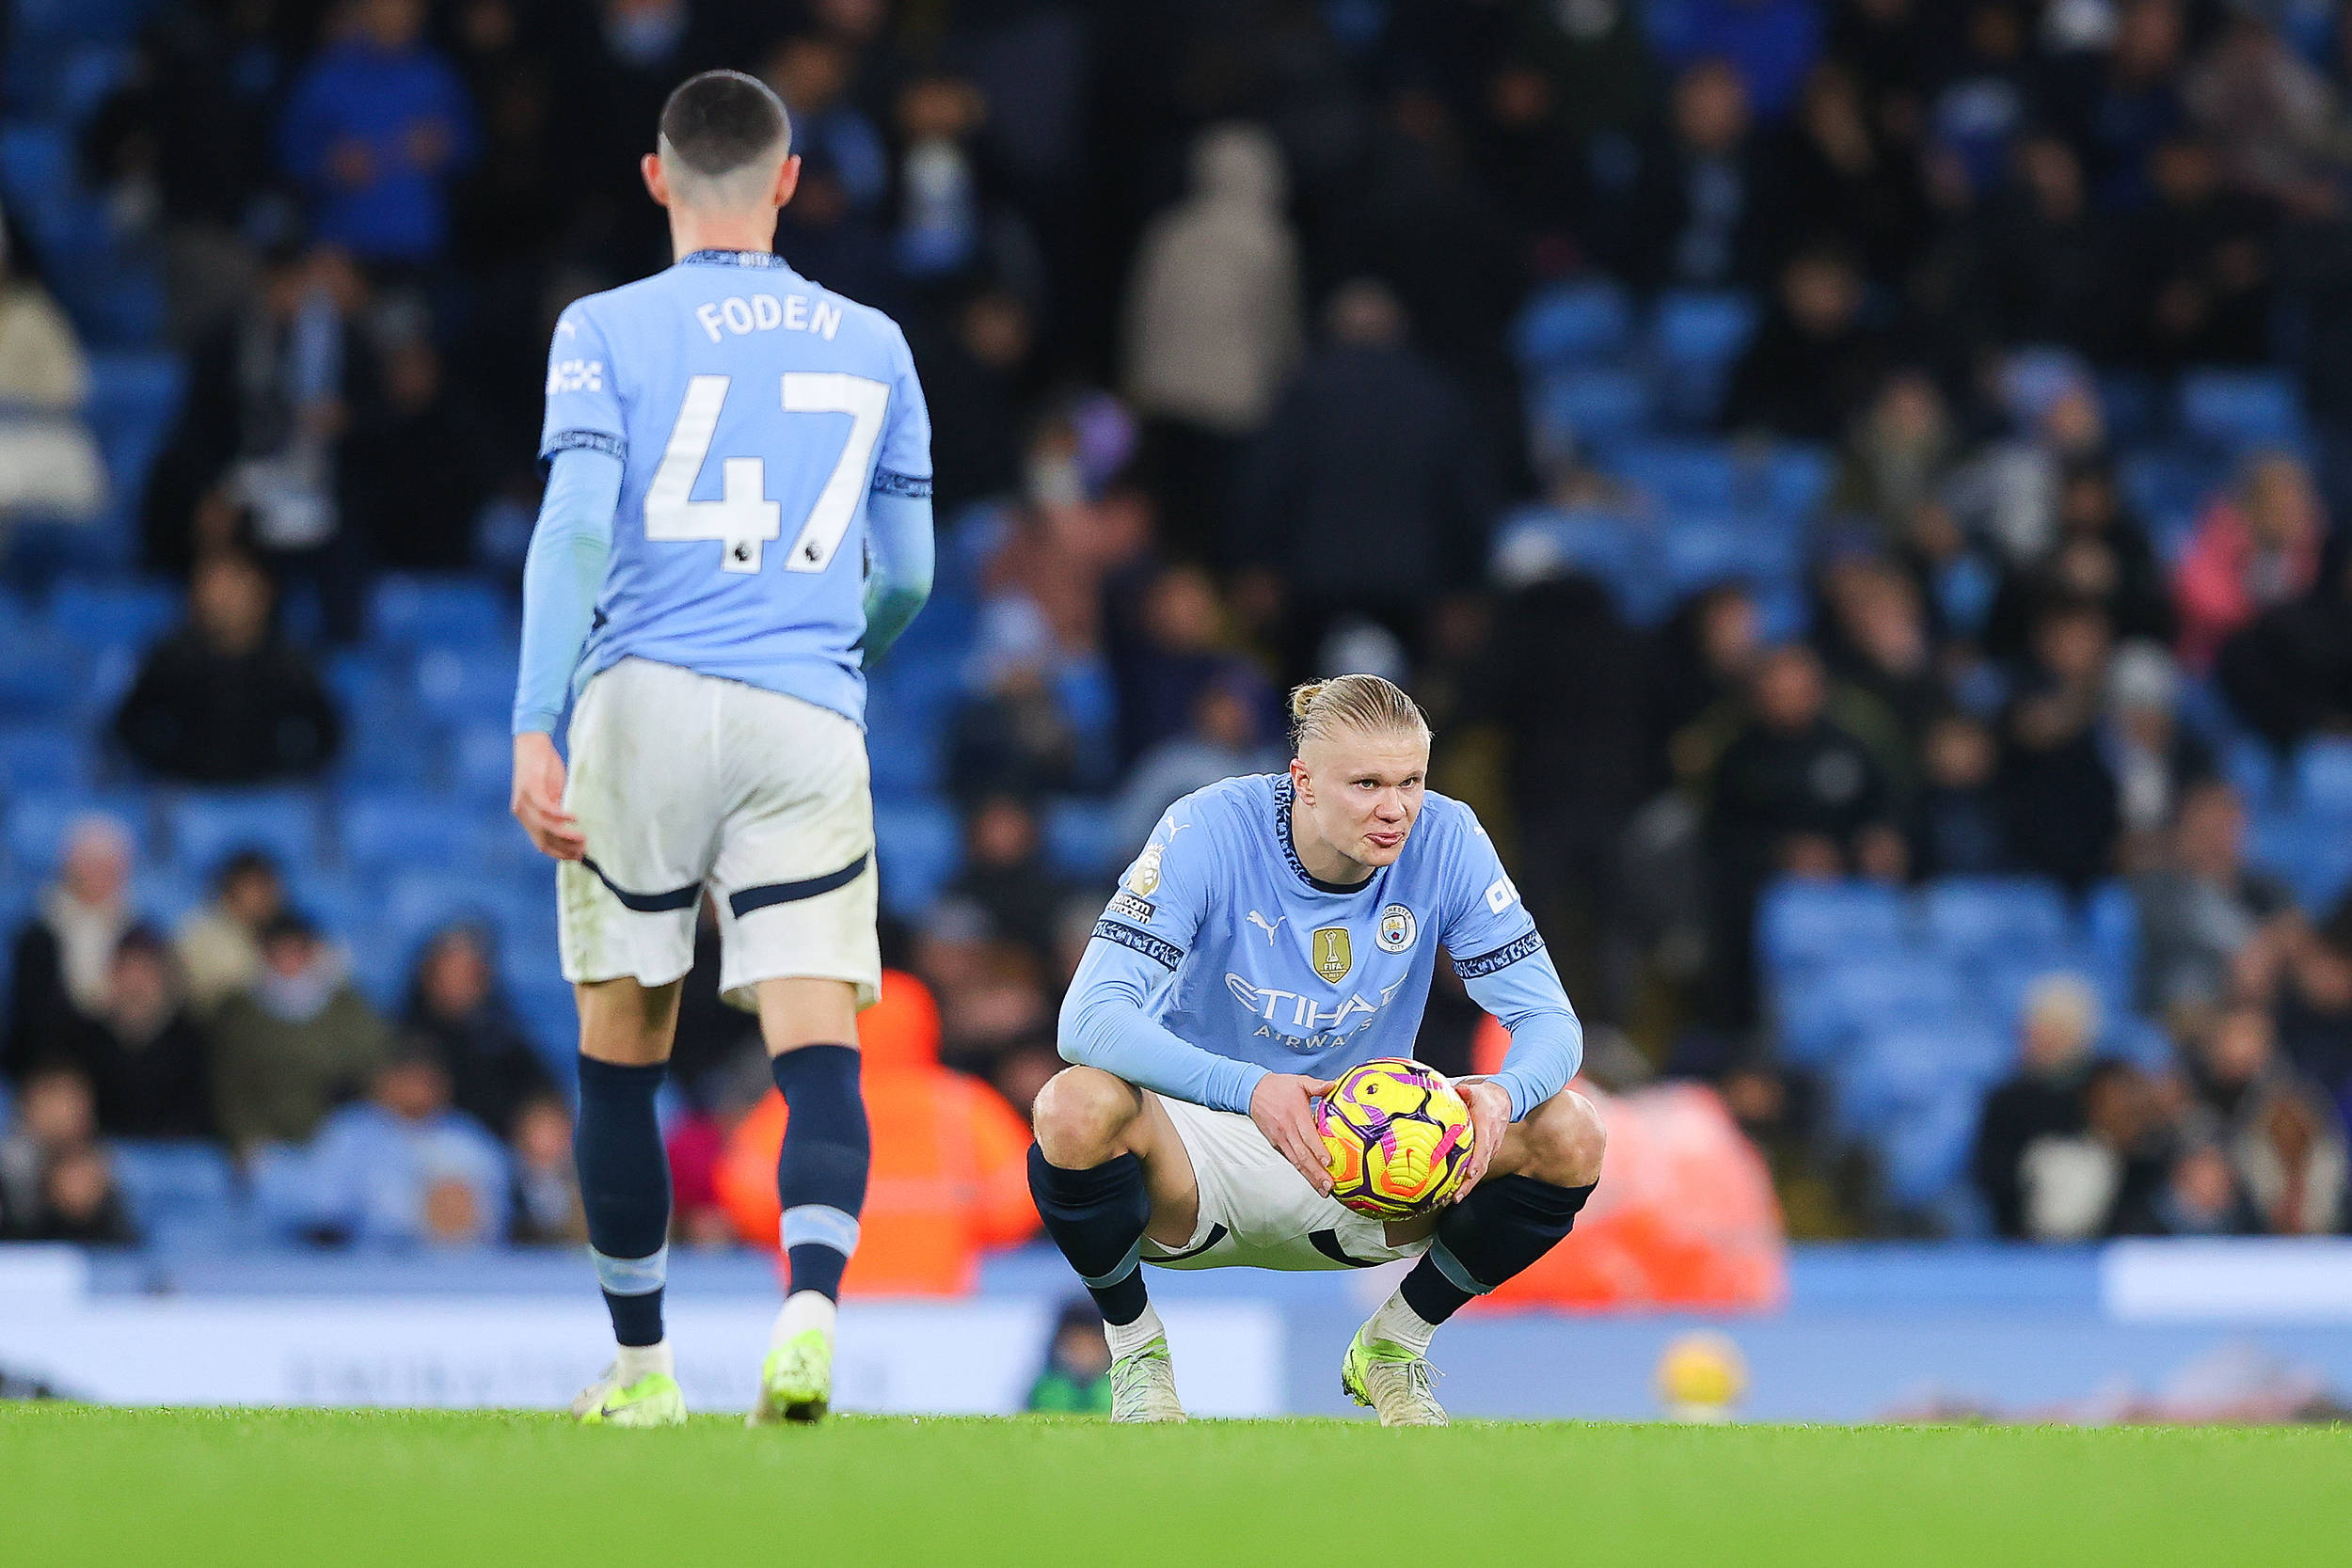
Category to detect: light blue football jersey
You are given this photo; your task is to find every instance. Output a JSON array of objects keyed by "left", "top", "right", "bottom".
[
  {"left": 537, "top": 249, "right": 931, "bottom": 724},
  {"left": 1074, "top": 774, "right": 1569, "bottom": 1112}
]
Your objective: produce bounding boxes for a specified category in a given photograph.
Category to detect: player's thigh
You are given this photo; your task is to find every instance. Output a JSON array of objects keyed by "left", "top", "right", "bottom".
[
  {"left": 751, "top": 976, "right": 861, "bottom": 1055},
  {"left": 575, "top": 974, "right": 685, "bottom": 1067},
  {"left": 1143, "top": 1097, "right": 1418, "bottom": 1272},
  {"left": 707, "top": 685, "right": 881, "bottom": 1012},
  {"left": 557, "top": 659, "right": 720, "bottom": 990}
]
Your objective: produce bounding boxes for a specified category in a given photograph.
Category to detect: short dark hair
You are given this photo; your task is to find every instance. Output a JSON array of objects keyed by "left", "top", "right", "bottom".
[{"left": 659, "top": 70, "right": 791, "bottom": 178}]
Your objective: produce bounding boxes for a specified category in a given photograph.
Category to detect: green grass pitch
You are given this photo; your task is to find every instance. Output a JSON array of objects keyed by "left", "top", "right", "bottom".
[{"left": 3, "top": 1405, "right": 2345, "bottom": 1566}]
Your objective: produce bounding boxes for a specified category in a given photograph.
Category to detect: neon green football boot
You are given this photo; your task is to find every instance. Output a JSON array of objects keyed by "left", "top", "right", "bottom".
[
  {"left": 1107, "top": 1338, "right": 1187, "bottom": 1423},
  {"left": 750, "top": 1329, "right": 833, "bottom": 1425},
  {"left": 1341, "top": 1325, "right": 1449, "bottom": 1427},
  {"left": 573, "top": 1366, "right": 688, "bottom": 1427}
]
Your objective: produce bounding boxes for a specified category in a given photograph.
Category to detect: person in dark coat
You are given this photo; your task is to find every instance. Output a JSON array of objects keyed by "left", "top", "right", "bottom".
[
  {"left": 113, "top": 553, "right": 342, "bottom": 784},
  {"left": 1231, "top": 279, "right": 1494, "bottom": 683},
  {"left": 56, "top": 928, "right": 215, "bottom": 1141},
  {"left": 402, "top": 923, "right": 552, "bottom": 1142}
]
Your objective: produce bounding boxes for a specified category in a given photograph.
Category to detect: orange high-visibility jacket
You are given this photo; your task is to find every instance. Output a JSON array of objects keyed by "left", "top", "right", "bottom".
[{"left": 716, "top": 970, "right": 1039, "bottom": 1294}]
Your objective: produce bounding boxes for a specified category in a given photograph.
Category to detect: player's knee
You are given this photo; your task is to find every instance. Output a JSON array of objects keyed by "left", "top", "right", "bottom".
[
  {"left": 1523, "top": 1090, "right": 1606, "bottom": 1188},
  {"left": 1031, "top": 1066, "right": 1141, "bottom": 1166}
]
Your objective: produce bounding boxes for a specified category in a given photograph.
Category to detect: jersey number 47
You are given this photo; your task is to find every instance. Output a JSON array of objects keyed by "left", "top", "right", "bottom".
[{"left": 645, "top": 372, "right": 887, "bottom": 575}]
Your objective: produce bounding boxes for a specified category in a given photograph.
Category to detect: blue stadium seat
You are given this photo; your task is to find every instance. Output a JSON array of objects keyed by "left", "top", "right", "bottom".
[
  {"left": 1489, "top": 507, "right": 1658, "bottom": 620},
  {"left": 5, "top": 789, "right": 147, "bottom": 875},
  {"left": 1780, "top": 952, "right": 1972, "bottom": 1067},
  {"left": 2117, "top": 449, "right": 2224, "bottom": 563},
  {"left": 2221, "top": 734, "right": 2279, "bottom": 809},
  {"left": 341, "top": 789, "right": 481, "bottom": 872},
  {"left": 412, "top": 646, "right": 519, "bottom": 724},
  {"left": 372, "top": 575, "right": 512, "bottom": 649},
  {"left": 1512, "top": 280, "right": 1632, "bottom": 370},
  {"left": 2294, "top": 737, "right": 2352, "bottom": 819},
  {"left": 283, "top": 868, "right": 365, "bottom": 939},
  {"left": 874, "top": 800, "right": 959, "bottom": 918},
  {"left": 1611, "top": 440, "right": 1738, "bottom": 511},
  {"left": 1919, "top": 878, "right": 2073, "bottom": 967},
  {"left": 47, "top": 576, "right": 178, "bottom": 652},
  {"left": 246, "top": 1143, "right": 322, "bottom": 1240},
  {"left": 865, "top": 701, "right": 941, "bottom": 800},
  {"left": 2179, "top": 368, "right": 2304, "bottom": 451},
  {"left": 1533, "top": 367, "right": 1656, "bottom": 450},
  {"left": 9, "top": 0, "right": 167, "bottom": 44},
  {"left": 1044, "top": 796, "right": 1120, "bottom": 879},
  {"left": 510, "top": 976, "right": 581, "bottom": 1075},
  {"left": 2249, "top": 813, "right": 2352, "bottom": 915},
  {"left": 1877, "top": 1087, "right": 1985, "bottom": 1211},
  {"left": 1756, "top": 879, "right": 1909, "bottom": 980},
  {"left": 1659, "top": 518, "right": 1799, "bottom": 595},
  {"left": 164, "top": 789, "right": 323, "bottom": 875},
  {"left": 0, "top": 629, "right": 83, "bottom": 720},
  {"left": 2083, "top": 879, "right": 2141, "bottom": 1007},
  {"left": 1653, "top": 289, "right": 1758, "bottom": 370},
  {"left": 0, "top": 723, "right": 90, "bottom": 793},
  {"left": 2096, "top": 370, "right": 2163, "bottom": 447},
  {"left": 110, "top": 1139, "right": 238, "bottom": 1246},
  {"left": 134, "top": 867, "right": 202, "bottom": 927},
  {"left": 1835, "top": 1024, "right": 2009, "bottom": 1143},
  {"left": 83, "top": 354, "right": 185, "bottom": 531}
]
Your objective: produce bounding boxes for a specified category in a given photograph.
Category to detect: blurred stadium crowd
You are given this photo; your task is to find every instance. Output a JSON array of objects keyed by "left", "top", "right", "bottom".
[{"left": 5, "top": 0, "right": 2352, "bottom": 1259}]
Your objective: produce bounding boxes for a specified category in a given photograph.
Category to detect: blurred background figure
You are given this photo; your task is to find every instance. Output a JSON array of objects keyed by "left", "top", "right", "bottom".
[
  {"left": 209, "top": 912, "right": 388, "bottom": 1156},
  {"left": 295, "top": 1037, "right": 509, "bottom": 1247},
  {"left": 6, "top": 816, "right": 135, "bottom": 1078},
  {"left": 1025, "top": 1299, "right": 1113, "bottom": 1414},
  {"left": 174, "top": 850, "right": 288, "bottom": 1017}
]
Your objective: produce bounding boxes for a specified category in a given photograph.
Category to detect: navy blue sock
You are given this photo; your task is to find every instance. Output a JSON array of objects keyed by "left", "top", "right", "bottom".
[
  {"left": 1026, "top": 1147, "right": 1152, "bottom": 1326},
  {"left": 574, "top": 1055, "right": 672, "bottom": 1348},
  {"left": 771, "top": 1044, "right": 869, "bottom": 1301},
  {"left": 1399, "top": 1176, "right": 1597, "bottom": 1326}
]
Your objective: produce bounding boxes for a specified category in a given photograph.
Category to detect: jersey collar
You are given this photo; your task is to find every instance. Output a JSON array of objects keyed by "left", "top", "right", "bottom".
[
  {"left": 1271, "top": 775, "right": 1378, "bottom": 895},
  {"left": 678, "top": 248, "right": 794, "bottom": 269}
]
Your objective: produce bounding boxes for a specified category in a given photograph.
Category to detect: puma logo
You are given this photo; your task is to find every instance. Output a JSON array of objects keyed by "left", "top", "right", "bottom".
[{"left": 1246, "top": 911, "right": 1285, "bottom": 944}]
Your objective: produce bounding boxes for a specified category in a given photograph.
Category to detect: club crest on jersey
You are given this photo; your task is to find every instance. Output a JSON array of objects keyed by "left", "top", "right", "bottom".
[
  {"left": 1126, "top": 843, "right": 1164, "bottom": 898},
  {"left": 1376, "top": 903, "right": 1417, "bottom": 953},
  {"left": 1311, "top": 926, "right": 1354, "bottom": 984}
]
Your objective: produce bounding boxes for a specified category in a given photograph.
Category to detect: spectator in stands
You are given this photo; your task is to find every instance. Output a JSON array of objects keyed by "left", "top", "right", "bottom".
[
  {"left": 2253, "top": 901, "right": 2352, "bottom": 1128},
  {"left": 209, "top": 911, "right": 390, "bottom": 1154},
  {"left": 1648, "top": 0, "right": 1824, "bottom": 122},
  {"left": 1651, "top": 582, "right": 1763, "bottom": 790},
  {"left": 1603, "top": 58, "right": 1779, "bottom": 291},
  {"left": 2153, "top": 1139, "right": 2256, "bottom": 1236},
  {"left": 1111, "top": 671, "right": 1283, "bottom": 863},
  {"left": 1814, "top": 552, "right": 1937, "bottom": 785},
  {"left": 2217, "top": 529, "right": 2352, "bottom": 751},
  {"left": 2022, "top": 1058, "right": 2171, "bottom": 1240},
  {"left": 1778, "top": 61, "right": 1931, "bottom": 284},
  {"left": 5, "top": 814, "right": 136, "bottom": 1081},
  {"left": 1912, "top": 710, "right": 2011, "bottom": 879},
  {"left": 2173, "top": 451, "right": 2326, "bottom": 671},
  {"left": 1983, "top": 457, "right": 2175, "bottom": 661},
  {"left": 0, "top": 210, "right": 104, "bottom": 523},
  {"left": 717, "top": 970, "right": 1038, "bottom": 1292},
  {"left": 2103, "top": 641, "right": 2214, "bottom": 872},
  {"left": 1975, "top": 974, "right": 2103, "bottom": 1239},
  {"left": 1950, "top": 134, "right": 2118, "bottom": 361},
  {"left": 941, "top": 796, "right": 1074, "bottom": 974},
  {"left": 277, "top": 0, "right": 477, "bottom": 269},
  {"left": 1107, "top": 564, "right": 1256, "bottom": 768},
  {"left": 946, "top": 651, "right": 1085, "bottom": 806},
  {"left": 1123, "top": 123, "right": 1302, "bottom": 562},
  {"left": 914, "top": 285, "right": 1036, "bottom": 517},
  {"left": 1026, "top": 1300, "right": 1114, "bottom": 1414},
  {"left": 2190, "top": 1006, "right": 2346, "bottom": 1235},
  {"left": 1828, "top": 370, "right": 1959, "bottom": 557},
  {"left": 2000, "top": 596, "right": 2121, "bottom": 892},
  {"left": 2118, "top": 133, "right": 2278, "bottom": 372},
  {"left": 401, "top": 923, "right": 551, "bottom": 1141},
  {"left": 142, "top": 243, "right": 377, "bottom": 630},
  {"left": 2049, "top": 0, "right": 2188, "bottom": 214},
  {"left": 174, "top": 848, "right": 286, "bottom": 1017},
  {"left": 1702, "top": 644, "right": 1902, "bottom": 1028},
  {"left": 342, "top": 315, "right": 497, "bottom": 569},
  {"left": 1723, "top": 244, "right": 1887, "bottom": 443},
  {"left": 113, "top": 552, "right": 343, "bottom": 784},
  {"left": 301, "top": 1038, "right": 509, "bottom": 1247},
  {"left": 666, "top": 1052, "right": 767, "bottom": 1249},
  {"left": 55, "top": 928, "right": 213, "bottom": 1141},
  {"left": 507, "top": 1092, "right": 584, "bottom": 1245},
  {"left": 2131, "top": 779, "right": 2296, "bottom": 1016},
  {"left": 1232, "top": 279, "right": 1493, "bottom": 682},
  {"left": 0, "top": 1065, "right": 135, "bottom": 1243}
]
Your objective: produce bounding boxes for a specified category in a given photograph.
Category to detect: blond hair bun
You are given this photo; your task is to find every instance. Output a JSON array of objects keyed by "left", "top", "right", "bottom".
[{"left": 1287, "top": 673, "right": 1431, "bottom": 753}]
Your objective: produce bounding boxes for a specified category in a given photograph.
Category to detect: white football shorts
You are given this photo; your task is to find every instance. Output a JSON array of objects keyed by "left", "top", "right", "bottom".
[
  {"left": 1140, "top": 1093, "right": 1431, "bottom": 1273},
  {"left": 557, "top": 657, "right": 881, "bottom": 1011}
]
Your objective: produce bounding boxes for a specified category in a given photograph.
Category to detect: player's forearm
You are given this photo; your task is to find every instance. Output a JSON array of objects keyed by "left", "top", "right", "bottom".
[
  {"left": 1462, "top": 954, "right": 1585, "bottom": 1120},
  {"left": 512, "top": 448, "right": 622, "bottom": 735},
  {"left": 1058, "top": 958, "right": 1268, "bottom": 1117},
  {"left": 860, "top": 489, "right": 934, "bottom": 663}
]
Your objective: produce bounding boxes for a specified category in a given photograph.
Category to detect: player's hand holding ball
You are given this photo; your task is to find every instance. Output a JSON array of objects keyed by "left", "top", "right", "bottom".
[
  {"left": 1250, "top": 1072, "right": 1338, "bottom": 1196},
  {"left": 1315, "top": 1059, "right": 1480, "bottom": 1218}
]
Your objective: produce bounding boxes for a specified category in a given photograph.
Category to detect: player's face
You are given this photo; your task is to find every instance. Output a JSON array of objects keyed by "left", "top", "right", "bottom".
[{"left": 1293, "top": 727, "right": 1429, "bottom": 874}]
